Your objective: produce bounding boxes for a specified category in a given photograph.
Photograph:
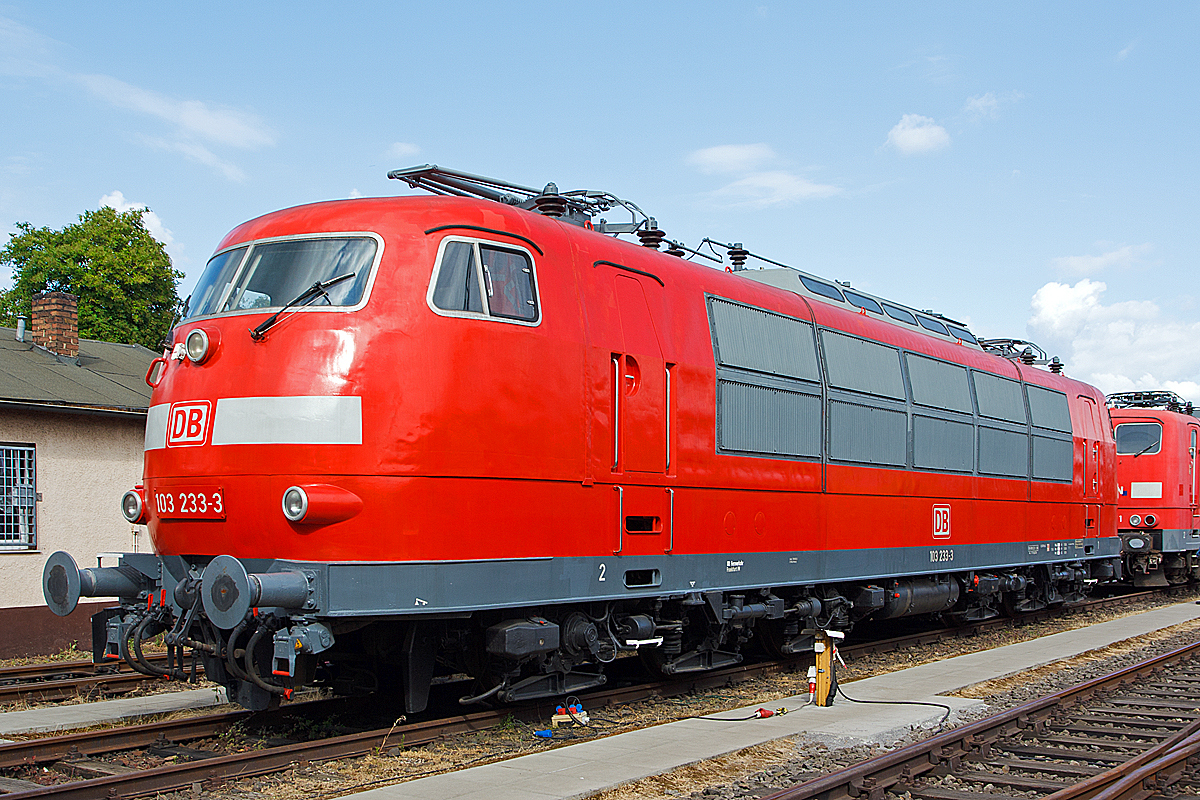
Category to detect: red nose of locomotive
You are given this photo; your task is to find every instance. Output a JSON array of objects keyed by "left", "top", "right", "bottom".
[{"left": 134, "top": 227, "right": 382, "bottom": 562}]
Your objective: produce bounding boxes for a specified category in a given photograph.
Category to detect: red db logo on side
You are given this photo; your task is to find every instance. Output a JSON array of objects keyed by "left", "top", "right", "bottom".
[
  {"left": 167, "top": 401, "right": 211, "bottom": 447},
  {"left": 933, "top": 505, "right": 951, "bottom": 539}
]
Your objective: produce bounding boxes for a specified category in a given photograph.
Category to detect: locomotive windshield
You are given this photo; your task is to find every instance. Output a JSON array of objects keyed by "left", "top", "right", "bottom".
[
  {"left": 1115, "top": 422, "right": 1162, "bottom": 456},
  {"left": 186, "top": 236, "right": 376, "bottom": 319}
]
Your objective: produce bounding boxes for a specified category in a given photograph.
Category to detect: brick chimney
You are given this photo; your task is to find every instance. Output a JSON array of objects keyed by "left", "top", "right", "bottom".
[{"left": 30, "top": 291, "right": 80, "bottom": 358}]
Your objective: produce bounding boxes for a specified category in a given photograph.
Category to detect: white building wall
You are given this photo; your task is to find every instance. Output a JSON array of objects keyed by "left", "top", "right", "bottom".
[{"left": 0, "top": 408, "right": 146, "bottom": 609}]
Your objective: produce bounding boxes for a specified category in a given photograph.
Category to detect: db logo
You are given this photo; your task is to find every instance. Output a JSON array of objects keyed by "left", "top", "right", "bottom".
[
  {"left": 167, "top": 401, "right": 211, "bottom": 447},
  {"left": 933, "top": 504, "right": 951, "bottom": 539}
]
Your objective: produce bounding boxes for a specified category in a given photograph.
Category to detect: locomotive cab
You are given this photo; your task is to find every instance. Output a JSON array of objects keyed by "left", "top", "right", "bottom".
[{"left": 1109, "top": 392, "right": 1200, "bottom": 586}]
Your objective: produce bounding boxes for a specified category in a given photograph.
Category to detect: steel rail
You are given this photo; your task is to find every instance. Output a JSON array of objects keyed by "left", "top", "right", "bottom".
[
  {"left": 0, "top": 656, "right": 202, "bottom": 705},
  {"left": 1042, "top": 724, "right": 1200, "bottom": 799},
  {"left": 758, "top": 639, "right": 1200, "bottom": 800},
  {"left": 1088, "top": 733, "right": 1200, "bottom": 800},
  {"left": 0, "top": 708, "right": 257, "bottom": 770},
  {"left": 0, "top": 655, "right": 179, "bottom": 682}
]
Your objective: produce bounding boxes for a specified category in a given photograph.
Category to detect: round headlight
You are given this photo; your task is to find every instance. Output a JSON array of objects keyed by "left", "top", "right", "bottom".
[
  {"left": 185, "top": 328, "right": 210, "bottom": 364},
  {"left": 1130, "top": 514, "right": 1141, "bottom": 527},
  {"left": 282, "top": 486, "right": 308, "bottom": 522},
  {"left": 1144, "top": 514, "right": 1157, "bottom": 527},
  {"left": 121, "top": 490, "right": 144, "bottom": 523}
]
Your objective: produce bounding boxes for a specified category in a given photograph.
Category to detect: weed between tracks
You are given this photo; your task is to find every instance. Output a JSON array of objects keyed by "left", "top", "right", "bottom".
[{"left": 0, "top": 643, "right": 90, "bottom": 668}]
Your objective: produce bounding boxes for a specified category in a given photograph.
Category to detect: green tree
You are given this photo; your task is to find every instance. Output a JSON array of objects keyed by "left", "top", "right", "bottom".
[{"left": 0, "top": 205, "right": 183, "bottom": 350}]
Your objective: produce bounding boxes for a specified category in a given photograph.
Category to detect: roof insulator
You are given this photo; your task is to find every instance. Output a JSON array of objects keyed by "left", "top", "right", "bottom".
[
  {"left": 1020, "top": 348, "right": 1036, "bottom": 365},
  {"left": 533, "top": 183, "right": 567, "bottom": 217},
  {"left": 1049, "top": 356, "right": 1064, "bottom": 374},
  {"left": 727, "top": 243, "right": 749, "bottom": 271},
  {"left": 636, "top": 218, "right": 665, "bottom": 249},
  {"left": 665, "top": 241, "right": 686, "bottom": 258}
]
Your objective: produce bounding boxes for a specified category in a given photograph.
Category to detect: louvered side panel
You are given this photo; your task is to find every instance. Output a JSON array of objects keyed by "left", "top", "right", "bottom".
[
  {"left": 717, "top": 380, "right": 821, "bottom": 457},
  {"left": 1032, "top": 435, "right": 1073, "bottom": 481},
  {"left": 979, "top": 426, "right": 1029, "bottom": 477},
  {"left": 914, "top": 415, "right": 974, "bottom": 473},
  {"left": 820, "top": 330, "right": 906, "bottom": 400},
  {"left": 709, "top": 298, "right": 819, "bottom": 381},
  {"left": 907, "top": 353, "right": 972, "bottom": 414},
  {"left": 828, "top": 401, "right": 907, "bottom": 466}
]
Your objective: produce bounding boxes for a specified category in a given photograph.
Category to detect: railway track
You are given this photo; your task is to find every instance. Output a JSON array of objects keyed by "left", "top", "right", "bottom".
[
  {"left": 760, "top": 639, "right": 1200, "bottom": 800},
  {"left": 0, "top": 655, "right": 194, "bottom": 706},
  {"left": 0, "top": 588, "right": 1185, "bottom": 799}
]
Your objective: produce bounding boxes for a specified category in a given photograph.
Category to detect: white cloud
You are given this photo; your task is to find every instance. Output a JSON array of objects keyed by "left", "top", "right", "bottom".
[
  {"left": 885, "top": 114, "right": 950, "bottom": 155},
  {"left": 896, "top": 54, "right": 961, "bottom": 85},
  {"left": 78, "top": 74, "right": 273, "bottom": 149},
  {"left": 687, "top": 144, "right": 775, "bottom": 175},
  {"left": 687, "top": 144, "right": 840, "bottom": 207},
  {"left": 963, "top": 90, "right": 1025, "bottom": 121},
  {"left": 0, "top": 16, "right": 59, "bottom": 79},
  {"left": 100, "top": 190, "right": 184, "bottom": 265},
  {"left": 964, "top": 93, "right": 999, "bottom": 119},
  {"left": 710, "top": 171, "right": 842, "bottom": 207},
  {"left": 348, "top": 189, "right": 363, "bottom": 199},
  {"left": 1028, "top": 279, "right": 1200, "bottom": 403},
  {"left": 138, "top": 136, "right": 246, "bottom": 182},
  {"left": 1051, "top": 243, "right": 1152, "bottom": 275},
  {"left": 387, "top": 142, "right": 421, "bottom": 161},
  {"left": 1118, "top": 39, "right": 1138, "bottom": 60}
]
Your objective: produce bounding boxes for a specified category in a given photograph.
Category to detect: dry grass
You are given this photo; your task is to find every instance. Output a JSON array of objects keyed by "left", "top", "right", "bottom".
[
  {"left": 590, "top": 739, "right": 799, "bottom": 800},
  {"left": 0, "top": 643, "right": 91, "bottom": 668},
  {"left": 953, "top": 616, "right": 1200, "bottom": 699}
]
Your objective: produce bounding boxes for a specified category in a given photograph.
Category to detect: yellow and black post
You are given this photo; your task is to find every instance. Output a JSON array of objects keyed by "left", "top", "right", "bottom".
[{"left": 812, "top": 630, "right": 844, "bottom": 707}]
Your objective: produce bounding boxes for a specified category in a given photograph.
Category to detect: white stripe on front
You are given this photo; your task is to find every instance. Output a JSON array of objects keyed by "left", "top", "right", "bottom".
[
  {"left": 144, "top": 404, "right": 170, "bottom": 451},
  {"left": 211, "top": 396, "right": 362, "bottom": 446},
  {"left": 1131, "top": 481, "right": 1163, "bottom": 499}
]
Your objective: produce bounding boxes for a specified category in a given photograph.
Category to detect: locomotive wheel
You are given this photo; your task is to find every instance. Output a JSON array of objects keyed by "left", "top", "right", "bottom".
[
  {"left": 639, "top": 644, "right": 672, "bottom": 678},
  {"left": 753, "top": 618, "right": 790, "bottom": 660}
]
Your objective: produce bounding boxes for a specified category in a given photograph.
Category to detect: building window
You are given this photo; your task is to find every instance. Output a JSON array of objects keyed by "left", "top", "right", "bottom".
[{"left": 1, "top": 445, "right": 36, "bottom": 550}]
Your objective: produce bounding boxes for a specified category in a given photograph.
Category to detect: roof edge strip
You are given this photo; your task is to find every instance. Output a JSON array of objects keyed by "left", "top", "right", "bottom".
[
  {"left": 424, "top": 225, "right": 544, "bottom": 255},
  {"left": 594, "top": 260, "right": 665, "bottom": 287}
]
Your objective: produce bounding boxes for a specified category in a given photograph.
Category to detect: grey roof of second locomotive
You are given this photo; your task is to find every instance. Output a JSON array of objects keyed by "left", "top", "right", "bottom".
[{"left": 0, "top": 326, "right": 156, "bottom": 416}]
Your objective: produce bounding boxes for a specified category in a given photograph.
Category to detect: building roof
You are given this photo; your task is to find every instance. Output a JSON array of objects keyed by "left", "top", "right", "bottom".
[{"left": 0, "top": 327, "right": 156, "bottom": 416}]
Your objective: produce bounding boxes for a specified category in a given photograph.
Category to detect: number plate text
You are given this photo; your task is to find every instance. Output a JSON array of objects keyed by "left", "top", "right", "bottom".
[{"left": 153, "top": 487, "right": 225, "bottom": 520}]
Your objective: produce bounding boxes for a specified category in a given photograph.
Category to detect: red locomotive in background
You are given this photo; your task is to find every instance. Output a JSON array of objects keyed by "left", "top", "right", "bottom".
[
  {"left": 45, "top": 167, "right": 1124, "bottom": 712},
  {"left": 1107, "top": 391, "right": 1200, "bottom": 586}
]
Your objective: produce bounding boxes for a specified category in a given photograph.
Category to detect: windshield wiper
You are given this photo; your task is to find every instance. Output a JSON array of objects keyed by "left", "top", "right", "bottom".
[
  {"left": 1131, "top": 440, "right": 1159, "bottom": 458},
  {"left": 249, "top": 272, "right": 357, "bottom": 341}
]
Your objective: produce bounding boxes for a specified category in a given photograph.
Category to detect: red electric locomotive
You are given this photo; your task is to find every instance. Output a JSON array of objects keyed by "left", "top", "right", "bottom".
[
  {"left": 44, "top": 167, "right": 1120, "bottom": 712},
  {"left": 1107, "top": 391, "right": 1200, "bottom": 586}
]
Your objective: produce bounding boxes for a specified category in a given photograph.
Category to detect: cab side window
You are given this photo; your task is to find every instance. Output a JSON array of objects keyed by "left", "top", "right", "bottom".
[
  {"left": 481, "top": 245, "right": 537, "bottom": 321},
  {"left": 429, "top": 238, "right": 539, "bottom": 324},
  {"left": 431, "top": 241, "right": 483, "bottom": 313}
]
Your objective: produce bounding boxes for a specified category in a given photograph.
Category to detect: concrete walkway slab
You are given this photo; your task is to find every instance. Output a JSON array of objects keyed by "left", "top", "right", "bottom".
[
  {"left": 347, "top": 600, "right": 1200, "bottom": 800},
  {"left": 0, "top": 686, "right": 229, "bottom": 736}
]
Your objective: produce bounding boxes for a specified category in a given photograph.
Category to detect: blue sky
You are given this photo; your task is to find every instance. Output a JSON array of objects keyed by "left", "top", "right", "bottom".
[{"left": 2, "top": 3, "right": 1198, "bottom": 399}]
